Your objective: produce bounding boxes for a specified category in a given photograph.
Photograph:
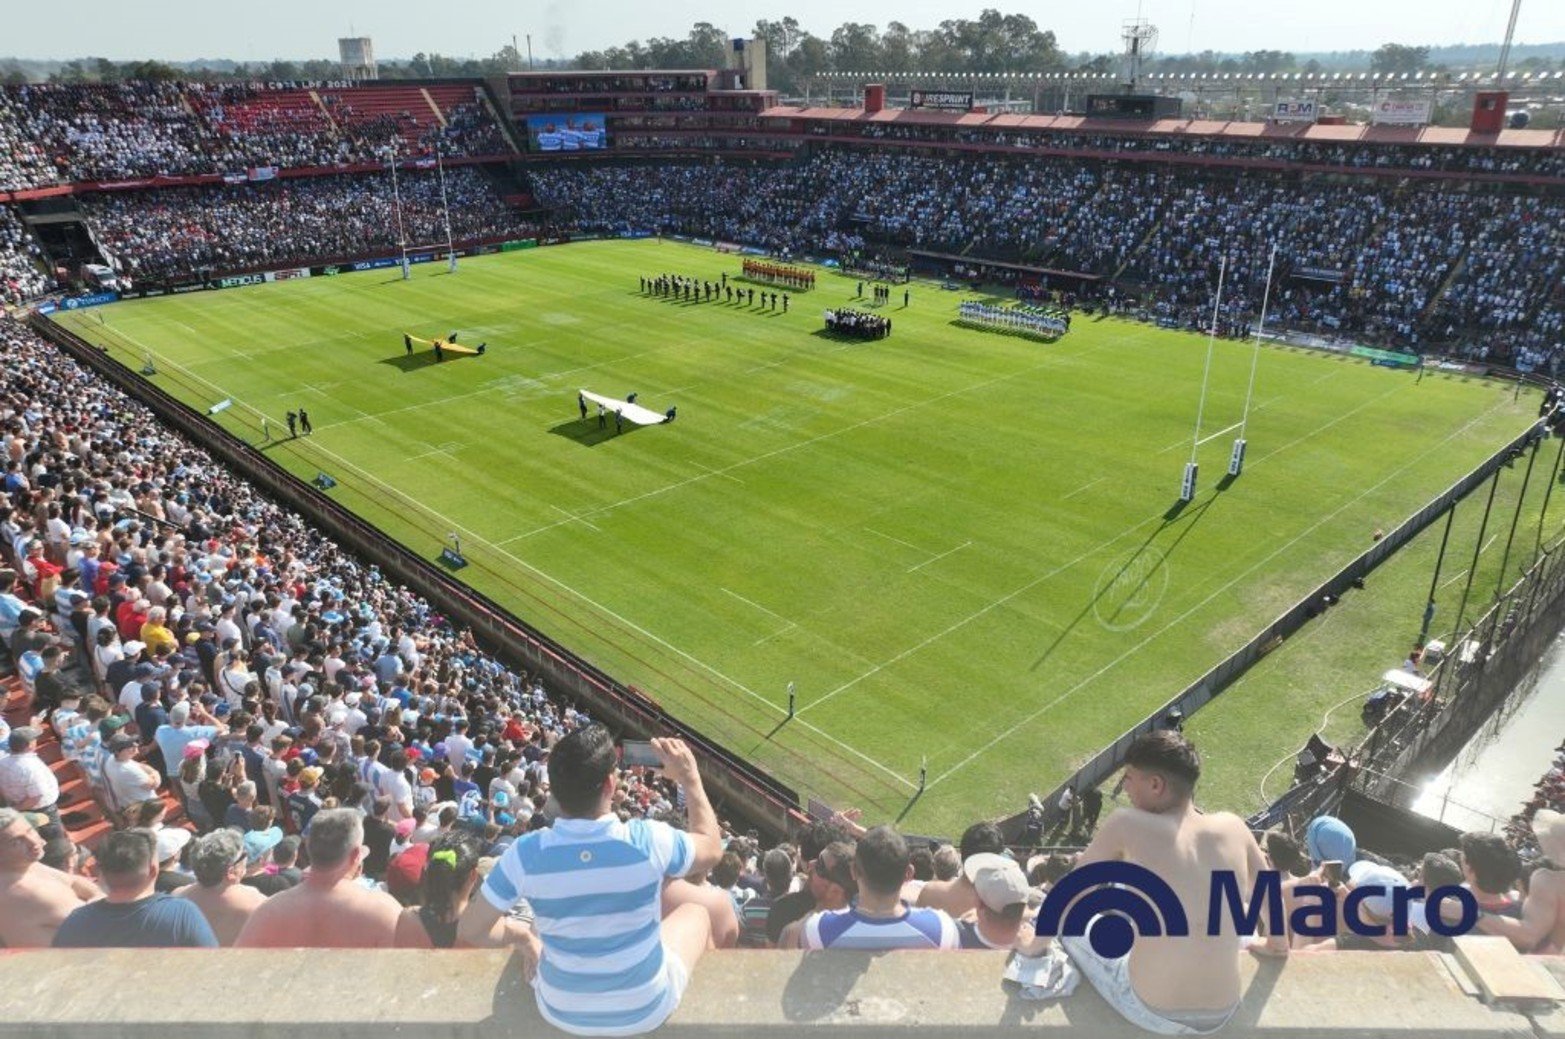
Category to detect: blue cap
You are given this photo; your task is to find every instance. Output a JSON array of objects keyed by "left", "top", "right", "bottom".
[
  {"left": 1305, "top": 816, "right": 1357, "bottom": 866},
  {"left": 243, "top": 827, "right": 284, "bottom": 862}
]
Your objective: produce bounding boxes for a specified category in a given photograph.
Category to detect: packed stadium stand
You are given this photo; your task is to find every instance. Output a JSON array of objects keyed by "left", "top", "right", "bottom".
[{"left": 81, "top": 168, "right": 540, "bottom": 280}]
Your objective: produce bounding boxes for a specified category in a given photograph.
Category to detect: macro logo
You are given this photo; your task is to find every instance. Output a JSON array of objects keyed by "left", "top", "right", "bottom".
[{"left": 1035, "top": 861, "right": 1481, "bottom": 957}]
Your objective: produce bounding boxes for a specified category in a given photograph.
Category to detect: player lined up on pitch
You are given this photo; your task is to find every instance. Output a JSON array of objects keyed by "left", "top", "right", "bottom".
[{"left": 641, "top": 272, "right": 789, "bottom": 312}]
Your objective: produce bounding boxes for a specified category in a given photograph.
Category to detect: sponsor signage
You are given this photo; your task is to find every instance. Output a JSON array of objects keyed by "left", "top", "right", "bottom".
[
  {"left": 1035, "top": 861, "right": 1478, "bottom": 959},
  {"left": 1272, "top": 100, "right": 1318, "bottom": 123},
  {"left": 247, "top": 166, "right": 279, "bottom": 181},
  {"left": 350, "top": 257, "right": 398, "bottom": 272},
  {"left": 211, "top": 273, "right": 264, "bottom": 290},
  {"left": 60, "top": 291, "right": 118, "bottom": 310},
  {"left": 35, "top": 301, "right": 57, "bottom": 315},
  {"left": 1352, "top": 345, "right": 1421, "bottom": 368},
  {"left": 909, "top": 89, "right": 974, "bottom": 112},
  {"left": 1293, "top": 266, "right": 1347, "bottom": 284},
  {"left": 171, "top": 283, "right": 207, "bottom": 294},
  {"left": 1371, "top": 98, "right": 1432, "bottom": 126},
  {"left": 268, "top": 267, "right": 311, "bottom": 282}
]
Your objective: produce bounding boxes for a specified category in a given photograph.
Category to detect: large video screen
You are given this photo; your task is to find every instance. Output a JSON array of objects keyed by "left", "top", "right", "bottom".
[{"left": 526, "top": 113, "right": 608, "bottom": 152}]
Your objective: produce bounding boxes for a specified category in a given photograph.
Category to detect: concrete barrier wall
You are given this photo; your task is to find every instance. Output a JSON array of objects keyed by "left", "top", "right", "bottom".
[{"left": 0, "top": 948, "right": 1553, "bottom": 1038}]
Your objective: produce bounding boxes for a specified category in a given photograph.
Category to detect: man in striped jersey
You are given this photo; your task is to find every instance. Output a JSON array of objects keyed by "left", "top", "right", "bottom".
[
  {"left": 458, "top": 725, "right": 724, "bottom": 1036},
  {"left": 789, "top": 826, "right": 960, "bottom": 951}
]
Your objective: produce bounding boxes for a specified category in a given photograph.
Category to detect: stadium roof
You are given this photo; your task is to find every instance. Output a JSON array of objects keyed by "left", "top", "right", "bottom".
[{"left": 762, "top": 107, "right": 1565, "bottom": 149}]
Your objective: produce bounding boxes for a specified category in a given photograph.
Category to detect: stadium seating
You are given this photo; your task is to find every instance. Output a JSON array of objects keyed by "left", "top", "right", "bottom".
[
  {"left": 81, "top": 168, "right": 539, "bottom": 281},
  {"left": 0, "top": 81, "right": 516, "bottom": 189}
]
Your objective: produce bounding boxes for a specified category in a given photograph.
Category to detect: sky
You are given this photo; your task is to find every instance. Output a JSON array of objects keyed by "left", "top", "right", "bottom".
[{"left": 4, "top": 0, "right": 1562, "bottom": 63}]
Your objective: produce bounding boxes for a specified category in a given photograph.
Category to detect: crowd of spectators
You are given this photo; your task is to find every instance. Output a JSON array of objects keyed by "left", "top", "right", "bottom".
[
  {"left": 844, "top": 121, "right": 1565, "bottom": 179},
  {"left": 82, "top": 168, "right": 540, "bottom": 281},
  {"left": 0, "top": 206, "right": 51, "bottom": 306},
  {"left": 0, "top": 82, "right": 515, "bottom": 190}
]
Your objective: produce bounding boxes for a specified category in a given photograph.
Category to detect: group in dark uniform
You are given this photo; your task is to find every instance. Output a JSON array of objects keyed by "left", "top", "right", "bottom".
[
  {"left": 823, "top": 309, "right": 891, "bottom": 340},
  {"left": 640, "top": 274, "right": 787, "bottom": 313}
]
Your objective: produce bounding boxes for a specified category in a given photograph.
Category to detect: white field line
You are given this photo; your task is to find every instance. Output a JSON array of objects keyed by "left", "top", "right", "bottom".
[
  {"left": 907, "top": 540, "right": 972, "bottom": 573},
  {"left": 719, "top": 590, "right": 810, "bottom": 652},
  {"left": 1061, "top": 477, "right": 1105, "bottom": 502},
  {"left": 692, "top": 460, "right": 744, "bottom": 485},
  {"left": 1439, "top": 568, "right": 1470, "bottom": 590},
  {"left": 404, "top": 442, "right": 461, "bottom": 463},
  {"left": 551, "top": 505, "right": 602, "bottom": 532},
  {"left": 864, "top": 528, "right": 925, "bottom": 553},
  {"left": 721, "top": 587, "right": 795, "bottom": 626}
]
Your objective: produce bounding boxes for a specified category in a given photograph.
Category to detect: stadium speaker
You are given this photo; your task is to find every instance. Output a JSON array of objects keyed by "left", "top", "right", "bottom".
[{"left": 1470, "top": 90, "right": 1508, "bottom": 134}]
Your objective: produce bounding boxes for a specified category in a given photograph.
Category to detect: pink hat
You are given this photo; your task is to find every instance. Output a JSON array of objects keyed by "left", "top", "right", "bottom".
[
  {"left": 182, "top": 739, "right": 210, "bottom": 760},
  {"left": 394, "top": 817, "right": 417, "bottom": 839}
]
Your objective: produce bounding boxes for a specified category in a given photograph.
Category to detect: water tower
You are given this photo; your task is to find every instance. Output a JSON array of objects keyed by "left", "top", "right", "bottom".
[{"left": 339, "top": 37, "right": 377, "bottom": 81}]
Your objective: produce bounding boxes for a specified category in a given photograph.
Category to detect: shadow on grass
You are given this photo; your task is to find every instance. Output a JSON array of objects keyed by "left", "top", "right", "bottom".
[
  {"left": 547, "top": 418, "right": 642, "bottom": 447},
  {"left": 945, "top": 319, "right": 1063, "bottom": 343},
  {"left": 810, "top": 329, "right": 888, "bottom": 343},
  {"left": 378, "top": 351, "right": 481, "bottom": 372}
]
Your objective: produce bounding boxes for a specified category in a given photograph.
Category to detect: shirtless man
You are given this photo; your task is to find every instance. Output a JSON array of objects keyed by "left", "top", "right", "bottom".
[
  {"left": 176, "top": 829, "right": 267, "bottom": 946},
  {"left": 0, "top": 808, "right": 98, "bottom": 947},
  {"left": 1477, "top": 808, "right": 1565, "bottom": 953},
  {"left": 235, "top": 808, "right": 402, "bottom": 948},
  {"left": 1060, "top": 731, "right": 1284, "bottom": 1034}
]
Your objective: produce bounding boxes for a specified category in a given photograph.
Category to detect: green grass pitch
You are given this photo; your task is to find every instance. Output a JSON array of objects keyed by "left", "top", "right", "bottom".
[{"left": 58, "top": 239, "right": 1552, "bottom": 834}]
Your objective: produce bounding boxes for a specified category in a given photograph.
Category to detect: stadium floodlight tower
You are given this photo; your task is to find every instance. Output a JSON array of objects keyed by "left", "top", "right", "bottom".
[{"left": 1121, "top": 18, "right": 1158, "bottom": 91}]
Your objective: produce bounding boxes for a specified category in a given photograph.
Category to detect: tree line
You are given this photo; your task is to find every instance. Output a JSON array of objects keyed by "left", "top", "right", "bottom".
[{"left": 2, "top": 16, "right": 1560, "bottom": 92}]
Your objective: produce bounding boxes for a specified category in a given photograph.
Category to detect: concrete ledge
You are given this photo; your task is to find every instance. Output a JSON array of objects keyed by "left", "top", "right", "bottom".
[{"left": 0, "top": 949, "right": 1549, "bottom": 1038}]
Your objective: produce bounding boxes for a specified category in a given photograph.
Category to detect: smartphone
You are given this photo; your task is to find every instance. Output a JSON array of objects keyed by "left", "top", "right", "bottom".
[
  {"left": 621, "top": 740, "right": 661, "bottom": 769},
  {"left": 1321, "top": 860, "right": 1345, "bottom": 886}
]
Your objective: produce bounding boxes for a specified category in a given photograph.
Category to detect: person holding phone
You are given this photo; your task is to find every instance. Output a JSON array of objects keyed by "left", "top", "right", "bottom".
[{"left": 458, "top": 725, "right": 729, "bottom": 1036}]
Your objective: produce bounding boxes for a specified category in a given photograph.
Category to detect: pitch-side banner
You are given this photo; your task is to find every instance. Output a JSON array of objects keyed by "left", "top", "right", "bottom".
[
  {"left": 909, "top": 90, "right": 974, "bottom": 112},
  {"left": 1371, "top": 99, "right": 1432, "bottom": 126},
  {"left": 1272, "top": 100, "right": 1318, "bottom": 123}
]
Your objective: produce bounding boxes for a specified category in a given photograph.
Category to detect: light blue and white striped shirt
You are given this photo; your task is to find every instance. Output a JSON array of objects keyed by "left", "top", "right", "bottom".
[
  {"left": 801, "top": 904, "right": 960, "bottom": 951},
  {"left": 481, "top": 814, "right": 695, "bottom": 1036}
]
